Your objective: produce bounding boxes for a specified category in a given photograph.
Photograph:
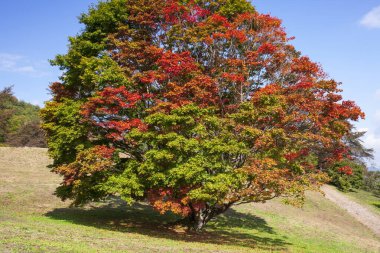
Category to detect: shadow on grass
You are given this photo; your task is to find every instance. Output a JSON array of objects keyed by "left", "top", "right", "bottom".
[
  {"left": 45, "top": 200, "right": 290, "bottom": 251},
  {"left": 373, "top": 203, "right": 380, "bottom": 209}
]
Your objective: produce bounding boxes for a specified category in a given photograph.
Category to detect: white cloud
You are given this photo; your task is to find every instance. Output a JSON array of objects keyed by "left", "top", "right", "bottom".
[
  {"left": 360, "top": 5, "right": 380, "bottom": 28},
  {"left": 15, "top": 66, "right": 36, "bottom": 73},
  {"left": 376, "top": 89, "right": 380, "bottom": 99},
  {"left": 31, "top": 100, "right": 43, "bottom": 107},
  {"left": 360, "top": 110, "right": 380, "bottom": 166},
  {"left": 363, "top": 130, "right": 380, "bottom": 150},
  {"left": 375, "top": 110, "right": 380, "bottom": 122},
  {"left": 361, "top": 129, "right": 380, "bottom": 166},
  {"left": 0, "top": 53, "right": 22, "bottom": 69},
  {"left": 0, "top": 53, "right": 47, "bottom": 76}
]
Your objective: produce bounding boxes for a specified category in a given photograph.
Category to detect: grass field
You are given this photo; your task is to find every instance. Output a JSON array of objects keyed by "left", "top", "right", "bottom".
[
  {"left": 0, "top": 147, "right": 379, "bottom": 253},
  {"left": 342, "top": 188, "right": 380, "bottom": 216}
]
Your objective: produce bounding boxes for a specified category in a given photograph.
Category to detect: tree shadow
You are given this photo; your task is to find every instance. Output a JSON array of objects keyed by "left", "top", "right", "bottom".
[
  {"left": 208, "top": 208, "right": 275, "bottom": 233},
  {"left": 45, "top": 200, "right": 290, "bottom": 251}
]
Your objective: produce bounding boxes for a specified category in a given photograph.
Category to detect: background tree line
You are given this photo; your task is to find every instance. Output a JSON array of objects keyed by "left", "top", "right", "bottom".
[
  {"left": 0, "top": 86, "right": 46, "bottom": 148},
  {"left": 326, "top": 130, "right": 379, "bottom": 195}
]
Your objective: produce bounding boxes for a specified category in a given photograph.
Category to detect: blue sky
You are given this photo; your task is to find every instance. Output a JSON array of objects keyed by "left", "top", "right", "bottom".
[{"left": 1, "top": 1, "right": 380, "bottom": 166}]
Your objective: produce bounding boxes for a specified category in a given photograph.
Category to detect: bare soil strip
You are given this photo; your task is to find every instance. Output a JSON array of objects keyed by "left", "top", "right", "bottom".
[{"left": 322, "top": 185, "right": 380, "bottom": 237}]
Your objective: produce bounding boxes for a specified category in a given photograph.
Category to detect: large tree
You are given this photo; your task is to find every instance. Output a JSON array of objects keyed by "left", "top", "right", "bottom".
[{"left": 41, "top": 0, "right": 365, "bottom": 231}]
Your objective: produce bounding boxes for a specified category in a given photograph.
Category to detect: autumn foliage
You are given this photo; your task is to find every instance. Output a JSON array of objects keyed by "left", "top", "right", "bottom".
[{"left": 41, "top": 0, "right": 365, "bottom": 231}]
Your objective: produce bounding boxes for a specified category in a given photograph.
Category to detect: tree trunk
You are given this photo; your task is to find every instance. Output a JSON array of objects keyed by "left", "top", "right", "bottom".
[
  {"left": 186, "top": 203, "right": 233, "bottom": 232},
  {"left": 191, "top": 209, "right": 210, "bottom": 232}
]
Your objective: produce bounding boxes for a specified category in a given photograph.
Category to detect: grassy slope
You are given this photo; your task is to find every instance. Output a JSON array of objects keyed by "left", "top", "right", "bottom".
[
  {"left": 0, "top": 147, "right": 379, "bottom": 253},
  {"left": 342, "top": 188, "right": 380, "bottom": 216}
]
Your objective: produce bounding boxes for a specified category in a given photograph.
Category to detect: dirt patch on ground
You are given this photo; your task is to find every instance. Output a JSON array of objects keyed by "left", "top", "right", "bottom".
[{"left": 322, "top": 185, "right": 380, "bottom": 237}]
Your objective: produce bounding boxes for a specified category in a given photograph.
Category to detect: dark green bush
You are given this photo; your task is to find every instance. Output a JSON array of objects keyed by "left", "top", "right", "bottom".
[
  {"left": 328, "top": 159, "right": 365, "bottom": 192},
  {"left": 363, "top": 171, "right": 380, "bottom": 197}
]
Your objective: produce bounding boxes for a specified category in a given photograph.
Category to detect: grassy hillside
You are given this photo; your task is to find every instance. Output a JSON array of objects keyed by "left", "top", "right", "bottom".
[
  {"left": 343, "top": 189, "right": 380, "bottom": 216},
  {"left": 0, "top": 147, "right": 379, "bottom": 253}
]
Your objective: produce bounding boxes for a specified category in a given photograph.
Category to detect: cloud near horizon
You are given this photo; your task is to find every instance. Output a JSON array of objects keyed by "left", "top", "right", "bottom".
[
  {"left": 376, "top": 89, "right": 380, "bottom": 99},
  {"left": 360, "top": 5, "right": 380, "bottom": 28},
  {"left": 0, "top": 53, "right": 46, "bottom": 76},
  {"left": 361, "top": 128, "right": 380, "bottom": 166}
]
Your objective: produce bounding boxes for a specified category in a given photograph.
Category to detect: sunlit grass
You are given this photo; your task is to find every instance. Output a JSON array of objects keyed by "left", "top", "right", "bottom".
[
  {"left": 1, "top": 147, "right": 379, "bottom": 253},
  {"left": 343, "top": 188, "right": 380, "bottom": 216}
]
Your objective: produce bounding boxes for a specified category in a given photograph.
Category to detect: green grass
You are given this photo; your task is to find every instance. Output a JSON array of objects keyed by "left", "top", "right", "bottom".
[
  {"left": 0, "top": 147, "right": 379, "bottom": 253},
  {"left": 342, "top": 188, "right": 380, "bottom": 216}
]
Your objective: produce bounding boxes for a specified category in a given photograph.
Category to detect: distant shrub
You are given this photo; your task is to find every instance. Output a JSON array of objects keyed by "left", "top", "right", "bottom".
[
  {"left": 328, "top": 159, "right": 365, "bottom": 192},
  {"left": 0, "top": 87, "right": 16, "bottom": 143},
  {"left": 6, "top": 120, "right": 46, "bottom": 148},
  {"left": 363, "top": 171, "right": 380, "bottom": 197},
  {"left": 0, "top": 86, "right": 46, "bottom": 147}
]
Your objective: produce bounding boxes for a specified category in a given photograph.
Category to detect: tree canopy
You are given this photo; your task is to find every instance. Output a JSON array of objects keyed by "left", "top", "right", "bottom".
[{"left": 41, "top": 0, "right": 365, "bottom": 231}]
